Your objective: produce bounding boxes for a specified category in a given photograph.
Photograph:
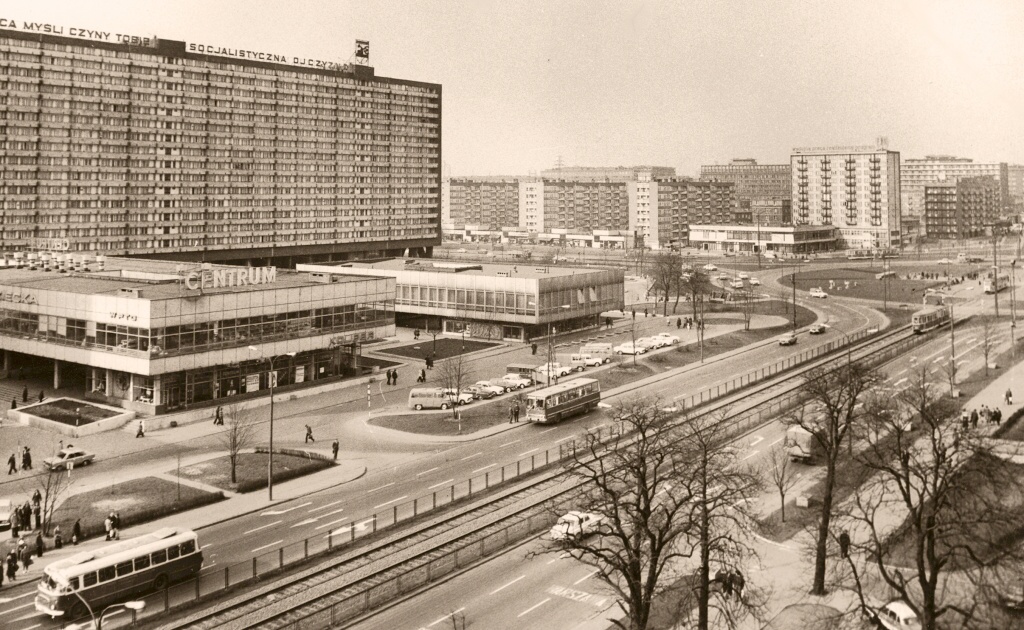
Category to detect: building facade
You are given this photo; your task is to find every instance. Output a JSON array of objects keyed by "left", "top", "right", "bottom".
[
  {"left": 0, "top": 256, "right": 394, "bottom": 414},
  {"left": 299, "top": 259, "right": 624, "bottom": 342},
  {"left": 699, "top": 159, "right": 791, "bottom": 205},
  {"left": 539, "top": 165, "right": 675, "bottom": 182},
  {"left": 445, "top": 177, "right": 521, "bottom": 231},
  {"left": 791, "top": 139, "right": 902, "bottom": 250},
  {"left": 924, "top": 175, "right": 1001, "bottom": 240},
  {"left": 652, "top": 178, "right": 736, "bottom": 249},
  {"left": 688, "top": 224, "right": 836, "bottom": 256},
  {"left": 901, "top": 156, "right": 1011, "bottom": 227},
  {"left": 0, "top": 20, "right": 441, "bottom": 266},
  {"left": 749, "top": 198, "right": 792, "bottom": 226},
  {"left": 542, "top": 179, "right": 630, "bottom": 233}
]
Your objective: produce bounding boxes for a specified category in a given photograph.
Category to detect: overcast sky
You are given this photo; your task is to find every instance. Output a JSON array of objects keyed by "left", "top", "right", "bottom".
[{"left": 13, "top": 0, "right": 1024, "bottom": 176}]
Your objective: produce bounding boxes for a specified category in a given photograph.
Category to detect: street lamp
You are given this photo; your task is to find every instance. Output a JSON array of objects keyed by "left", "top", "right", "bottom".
[
  {"left": 249, "top": 346, "right": 297, "bottom": 501},
  {"left": 66, "top": 597, "right": 145, "bottom": 630}
]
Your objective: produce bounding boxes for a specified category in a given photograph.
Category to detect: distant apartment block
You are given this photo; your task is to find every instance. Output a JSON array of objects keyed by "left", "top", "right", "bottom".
[
  {"left": 700, "top": 158, "right": 791, "bottom": 203},
  {"left": 539, "top": 165, "right": 675, "bottom": 181},
  {"left": 924, "top": 175, "right": 1001, "bottom": 240},
  {"left": 445, "top": 177, "right": 522, "bottom": 231},
  {"left": 901, "top": 156, "right": 1012, "bottom": 226},
  {"left": 652, "top": 178, "right": 736, "bottom": 249},
  {"left": 792, "top": 139, "right": 902, "bottom": 250},
  {"left": 749, "top": 198, "right": 792, "bottom": 226}
]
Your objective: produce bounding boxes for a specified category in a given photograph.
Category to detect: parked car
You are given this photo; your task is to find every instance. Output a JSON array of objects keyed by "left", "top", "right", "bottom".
[
  {"left": 43, "top": 447, "right": 96, "bottom": 471},
  {"left": 737, "top": 273, "right": 749, "bottom": 279},
  {"left": 779, "top": 334, "right": 797, "bottom": 346},
  {"left": 614, "top": 342, "right": 647, "bottom": 355},
  {"left": 730, "top": 280, "right": 745, "bottom": 289},
  {"left": 473, "top": 381, "right": 507, "bottom": 396},
  {"left": 702, "top": 263, "right": 717, "bottom": 271},
  {"left": 809, "top": 324, "right": 826, "bottom": 334},
  {"left": 0, "top": 499, "right": 11, "bottom": 531},
  {"left": 809, "top": 288, "right": 828, "bottom": 299},
  {"left": 637, "top": 337, "right": 665, "bottom": 350},
  {"left": 749, "top": 277, "right": 761, "bottom": 286},
  {"left": 718, "top": 274, "right": 731, "bottom": 282},
  {"left": 570, "top": 353, "right": 606, "bottom": 369},
  {"left": 653, "top": 333, "right": 679, "bottom": 345},
  {"left": 494, "top": 374, "right": 532, "bottom": 389},
  {"left": 535, "top": 362, "right": 573, "bottom": 378},
  {"left": 872, "top": 600, "right": 921, "bottom": 630},
  {"left": 937, "top": 257, "right": 952, "bottom": 265},
  {"left": 440, "top": 389, "right": 475, "bottom": 406},
  {"left": 550, "top": 511, "right": 604, "bottom": 541}
]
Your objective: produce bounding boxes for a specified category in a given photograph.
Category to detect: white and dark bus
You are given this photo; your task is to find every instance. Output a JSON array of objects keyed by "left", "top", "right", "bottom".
[
  {"left": 35, "top": 527, "right": 202, "bottom": 619},
  {"left": 525, "top": 378, "right": 600, "bottom": 424}
]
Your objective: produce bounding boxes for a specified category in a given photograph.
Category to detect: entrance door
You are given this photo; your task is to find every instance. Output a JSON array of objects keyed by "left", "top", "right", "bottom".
[{"left": 502, "top": 325, "right": 523, "bottom": 341}]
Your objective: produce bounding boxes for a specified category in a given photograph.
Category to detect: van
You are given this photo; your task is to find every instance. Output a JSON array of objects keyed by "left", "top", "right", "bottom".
[
  {"left": 570, "top": 353, "right": 606, "bottom": 369},
  {"left": 580, "top": 343, "right": 613, "bottom": 357},
  {"left": 506, "top": 363, "right": 538, "bottom": 379},
  {"left": 407, "top": 388, "right": 452, "bottom": 410}
]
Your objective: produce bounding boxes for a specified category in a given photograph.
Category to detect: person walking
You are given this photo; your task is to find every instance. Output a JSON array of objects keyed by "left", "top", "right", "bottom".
[
  {"left": 10, "top": 398, "right": 16, "bottom": 410},
  {"left": 1007, "top": 388, "right": 1014, "bottom": 406},
  {"left": 331, "top": 439, "right": 339, "bottom": 461},
  {"left": 392, "top": 370, "right": 398, "bottom": 386},
  {"left": 104, "top": 514, "right": 113, "bottom": 541},
  {"left": 53, "top": 525, "right": 62, "bottom": 550},
  {"left": 5, "top": 552, "right": 16, "bottom": 582},
  {"left": 513, "top": 401, "right": 520, "bottom": 423},
  {"left": 32, "top": 503, "right": 40, "bottom": 530},
  {"left": 7, "top": 453, "right": 16, "bottom": 475},
  {"left": 418, "top": 368, "right": 426, "bottom": 383},
  {"left": 34, "top": 532, "right": 43, "bottom": 559},
  {"left": 214, "top": 406, "right": 223, "bottom": 425},
  {"left": 72, "top": 519, "right": 82, "bottom": 545},
  {"left": 531, "top": 342, "right": 538, "bottom": 355},
  {"left": 32, "top": 489, "right": 41, "bottom": 507},
  {"left": 993, "top": 407, "right": 1003, "bottom": 425},
  {"left": 38, "top": 390, "right": 43, "bottom": 403},
  {"left": 839, "top": 530, "right": 851, "bottom": 558},
  {"left": 136, "top": 420, "right": 145, "bottom": 438},
  {"left": 508, "top": 405, "right": 515, "bottom": 424},
  {"left": 112, "top": 512, "right": 121, "bottom": 533},
  {"left": 304, "top": 424, "right": 315, "bottom": 443},
  {"left": 676, "top": 317, "right": 681, "bottom": 329},
  {"left": 386, "top": 370, "right": 392, "bottom": 386},
  {"left": 21, "top": 448, "right": 31, "bottom": 471},
  {"left": 21, "top": 386, "right": 27, "bottom": 403}
]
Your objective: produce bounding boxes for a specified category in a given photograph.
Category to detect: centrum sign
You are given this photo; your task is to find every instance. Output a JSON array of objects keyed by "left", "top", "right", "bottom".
[
  {"left": 185, "top": 267, "right": 277, "bottom": 291},
  {"left": 29, "top": 238, "right": 71, "bottom": 252}
]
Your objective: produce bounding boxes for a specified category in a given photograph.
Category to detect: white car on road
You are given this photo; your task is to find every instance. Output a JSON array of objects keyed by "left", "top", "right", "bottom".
[
  {"left": 440, "top": 389, "right": 475, "bottom": 405},
  {"left": 493, "top": 374, "right": 532, "bottom": 390},
  {"left": 652, "top": 333, "right": 679, "bottom": 345},
  {"left": 749, "top": 278, "right": 761, "bottom": 286},
  {"left": 550, "top": 511, "right": 604, "bottom": 541},
  {"left": 702, "top": 263, "right": 717, "bottom": 272},
  {"left": 737, "top": 273, "right": 749, "bottom": 279},
  {"left": 637, "top": 337, "right": 666, "bottom": 350},
  {"left": 614, "top": 342, "right": 647, "bottom": 355},
  {"left": 809, "top": 288, "right": 828, "bottom": 299},
  {"left": 471, "top": 381, "right": 507, "bottom": 397},
  {"left": 535, "top": 362, "right": 573, "bottom": 378}
]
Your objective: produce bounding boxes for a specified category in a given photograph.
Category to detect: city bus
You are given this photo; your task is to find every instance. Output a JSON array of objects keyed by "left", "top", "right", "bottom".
[
  {"left": 983, "top": 274, "right": 1010, "bottom": 294},
  {"left": 524, "top": 378, "right": 600, "bottom": 424},
  {"left": 35, "top": 527, "right": 203, "bottom": 619},
  {"left": 911, "top": 305, "right": 950, "bottom": 334}
]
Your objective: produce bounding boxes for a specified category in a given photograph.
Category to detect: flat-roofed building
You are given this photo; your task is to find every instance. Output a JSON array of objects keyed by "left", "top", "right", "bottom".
[
  {"left": 688, "top": 224, "right": 836, "bottom": 256},
  {"left": 298, "top": 258, "right": 624, "bottom": 342},
  {"left": 902, "top": 156, "right": 1011, "bottom": 226},
  {"left": 652, "top": 178, "right": 736, "bottom": 249},
  {"left": 700, "top": 159, "right": 791, "bottom": 205},
  {"left": 924, "top": 175, "right": 1001, "bottom": 240}
]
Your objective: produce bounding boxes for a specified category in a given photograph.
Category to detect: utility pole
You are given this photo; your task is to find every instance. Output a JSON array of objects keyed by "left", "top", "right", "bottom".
[
  {"left": 992, "top": 226, "right": 1000, "bottom": 318},
  {"left": 948, "top": 301, "right": 957, "bottom": 398},
  {"left": 791, "top": 271, "right": 797, "bottom": 332},
  {"left": 1011, "top": 259, "right": 1018, "bottom": 361},
  {"left": 546, "top": 321, "right": 554, "bottom": 387}
]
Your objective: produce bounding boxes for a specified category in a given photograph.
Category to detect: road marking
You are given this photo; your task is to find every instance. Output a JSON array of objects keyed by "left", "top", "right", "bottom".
[
  {"left": 518, "top": 598, "right": 551, "bottom": 618},
  {"left": 317, "top": 507, "right": 346, "bottom": 518},
  {"left": 0, "top": 592, "right": 35, "bottom": 604},
  {"left": 519, "top": 448, "right": 538, "bottom": 457},
  {"left": 261, "top": 502, "right": 311, "bottom": 516},
  {"left": 472, "top": 464, "right": 496, "bottom": 474},
  {"left": 373, "top": 496, "right": 407, "bottom": 510},
  {"left": 243, "top": 520, "right": 281, "bottom": 535},
  {"left": 893, "top": 378, "right": 908, "bottom": 387},
  {"left": 428, "top": 478, "right": 454, "bottom": 490},
  {"left": 556, "top": 436, "right": 575, "bottom": 443},
  {"left": 574, "top": 570, "right": 598, "bottom": 585},
  {"left": 291, "top": 518, "right": 318, "bottom": 528},
  {"left": 251, "top": 540, "right": 284, "bottom": 553},
  {"left": 769, "top": 437, "right": 784, "bottom": 447},
  {"left": 428, "top": 608, "right": 466, "bottom": 627},
  {"left": 598, "top": 402, "right": 611, "bottom": 408},
  {"left": 749, "top": 436, "right": 764, "bottom": 447},
  {"left": 201, "top": 544, "right": 214, "bottom": 550},
  {"left": 6, "top": 602, "right": 35, "bottom": 613},
  {"left": 460, "top": 452, "right": 482, "bottom": 461},
  {"left": 547, "top": 557, "right": 560, "bottom": 565},
  {"left": 368, "top": 482, "right": 395, "bottom": 494},
  {"left": 499, "top": 439, "right": 521, "bottom": 448},
  {"left": 315, "top": 516, "right": 350, "bottom": 530},
  {"left": 308, "top": 500, "right": 344, "bottom": 513},
  {"left": 490, "top": 575, "right": 525, "bottom": 594},
  {"left": 742, "top": 450, "right": 760, "bottom": 461},
  {"left": 539, "top": 427, "right": 558, "bottom": 434},
  {"left": 416, "top": 467, "right": 439, "bottom": 477}
]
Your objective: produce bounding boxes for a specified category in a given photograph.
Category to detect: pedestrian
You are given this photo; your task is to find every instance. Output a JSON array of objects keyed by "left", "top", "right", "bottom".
[
  {"left": 994, "top": 407, "right": 1002, "bottom": 425},
  {"left": 72, "top": 519, "right": 82, "bottom": 545},
  {"left": 21, "top": 386, "right": 27, "bottom": 403},
  {"left": 513, "top": 401, "right": 520, "bottom": 423},
  {"left": 722, "top": 569, "right": 733, "bottom": 597},
  {"left": 104, "top": 514, "right": 113, "bottom": 540},
  {"left": 7, "top": 453, "right": 16, "bottom": 475},
  {"left": 418, "top": 368, "right": 426, "bottom": 383},
  {"left": 11, "top": 512, "right": 19, "bottom": 538},
  {"left": 35, "top": 532, "right": 43, "bottom": 558},
  {"left": 21, "top": 448, "right": 31, "bottom": 471},
  {"left": 531, "top": 342, "right": 538, "bottom": 355},
  {"left": 508, "top": 405, "right": 515, "bottom": 424},
  {"left": 32, "top": 504, "right": 40, "bottom": 530},
  {"left": 425, "top": 357, "right": 431, "bottom": 371},
  {"left": 32, "top": 489, "right": 41, "bottom": 507},
  {"left": 214, "top": 405, "right": 223, "bottom": 425},
  {"left": 732, "top": 570, "right": 745, "bottom": 599},
  {"left": 970, "top": 408, "right": 979, "bottom": 428},
  {"left": 631, "top": 309, "right": 635, "bottom": 320},
  {"left": 5, "top": 552, "right": 16, "bottom": 582},
  {"left": 112, "top": 511, "right": 121, "bottom": 532},
  {"left": 606, "top": 317, "right": 612, "bottom": 330},
  {"left": 428, "top": 356, "right": 434, "bottom": 369},
  {"left": 644, "top": 308, "right": 648, "bottom": 318},
  {"left": 136, "top": 420, "right": 145, "bottom": 438},
  {"left": 58, "top": 439, "right": 63, "bottom": 452},
  {"left": 960, "top": 412, "right": 969, "bottom": 432},
  {"left": 386, "top": 369, "right": 392, "bottom": 386},
  {"left": 676, "top": 317, "right": 681, "bottom": 329},
  {"left": 38, "top": 390, "right": 43, "bottom": 403},
  {"left": 392, "top": 370, "right": 398, "bottom": 386},
  {"left": 839, "top": 530, "right": 851, "bottom": 558},
  {"left": 10, "top": 398, "right": 15, "bottom": 410},
  {"left": 54, "top": 525, "right": 63, "bottom": 550},
  {"left": 331, "top": 439, "right": 339, "bottom": 461},
  {"left": 1007, "top": 388, "right": 1014, "bottom": 406},
  {"left": 305, "top": 424, "right": 315, "bottom": 443}
]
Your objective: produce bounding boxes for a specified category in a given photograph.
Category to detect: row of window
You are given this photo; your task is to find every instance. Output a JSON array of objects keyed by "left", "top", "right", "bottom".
[{"left": 58, "top": 539, "right": 196, "bottom": 592}]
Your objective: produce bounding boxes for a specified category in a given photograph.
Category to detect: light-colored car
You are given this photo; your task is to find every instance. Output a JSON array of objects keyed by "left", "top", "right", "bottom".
[
  {"left": 494, "top": 374, "right": 532, "bottom": 389},
  {"left": 43, "top": 447, "right": 96, "bottom": 471},
  {"left": 738, "top": 273, "right": 749, "bottom": 279},
  {"left": 570, "top": 353, "right": 606, "bottom": 368},
  {"left": 550, "top": 511, "right": 604, "bottom": 541},
  {"left": 637, "top": 337, "right": 666, "bottom": 349},
  {"left": 809, "top": 288, "right": 828, "bottom": 299},
  {"left": 0, "top": 499, "right": 11, "bottom": 531},
  {"left": 718, "top": 274, "right": 730, "bottom": 282},
  {"left": 809, "top": 324, "right": 826, "bottom": 334},
  {"left": 779, "top": 334, "right": 797, "bottom": 346},
  {"left": 730, "top": 280, "right": 745, "bottom": 289},
  {"left": 749, "top": 278, "right": 761, "bottom": 286},
  {"left": 702, "top": 263, "right": 718, "bottom": 272},
  {"left": 440, "top": 389, "right": 475, "bottom": 406},
  {"left": 653, "top": 333, "right": 679, "bottom": 345},
  {"left": 614, "top": 342, "right": 647, "bottom": 355},
  {"left": 937, "top": 257, "right": 951, "bottom": 265},
  {"left": 472, "top": 381, "right": 507, "bottom": 396},
  {"left": 535, "top": 362, "right": 573, "bottom": 378},
  {"left": 873, "top": 600, "right": 921, "bottom": 630},
  {"left": 465, "top": 383, "right": 499, "bottom": 399}
]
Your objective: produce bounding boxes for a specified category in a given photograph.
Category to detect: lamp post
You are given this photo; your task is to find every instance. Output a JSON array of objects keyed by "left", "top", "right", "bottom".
[
  {"left": 249, "top": 346, "right": 297, "bottom": 501},
  {"left": 66, "top": 596, "right": 145, "bottom": 630}
]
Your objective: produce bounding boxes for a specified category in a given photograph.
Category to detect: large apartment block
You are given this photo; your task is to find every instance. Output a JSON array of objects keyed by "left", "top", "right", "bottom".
[
  {"left": 542, "top": 179, "right": 630, "bottom": 233},
  {"left": 0, "top": 21, "right": 442, "bottom": 266},
  {"left": 445, "top": 177, "right": 520, "bottom": 231},
  {"left": 791, "top": 139, "right": 902, "bottom": 250},
  {"left": 901, "top": 156, "right": 1014, "bottom": 227},
  {"left": 700, "top": 159, "right": 791, "bottom": 203},
  {"left": 924, "top": 175, "right": 1001, "bottom": 240},
  {"left": 652, "top": 178, "right": 736, "bottom": 249}
]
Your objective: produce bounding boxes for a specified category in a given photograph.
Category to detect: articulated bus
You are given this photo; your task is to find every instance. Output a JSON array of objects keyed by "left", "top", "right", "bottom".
[
  {"left": 984, "top": 274, "right": 1010, "bottom": 294},
  {"left": 525, "top": 378, "right": 600, "bottom": 424},
  {"left": 35, "top": 528, "right": 202, "bottom": 619},
  {"left": 912, "top": 305, "right": 951, "bottom": 334}
]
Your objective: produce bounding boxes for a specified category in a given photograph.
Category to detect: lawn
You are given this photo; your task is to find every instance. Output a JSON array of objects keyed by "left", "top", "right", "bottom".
[
  {"left": 174, "top": 452, "right": 333, "bottom": 493},
  {"left": 50, "top": 477, "right": 224, "bottom": 540},
  {"left": 24, "top": 398, "right": 120, "bottom": 426},
  {"left": 381, "top": 338, "right": 500, "bottom": 361},
  {"left": 784, "top": 267, "right": 943, "bottom": 304}
]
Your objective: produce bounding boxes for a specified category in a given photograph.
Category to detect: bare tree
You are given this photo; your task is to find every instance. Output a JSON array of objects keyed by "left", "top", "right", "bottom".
[
  {"left": 38, "top": 466, "right": 73, "bottom": 536},
  {"left": 220, "top": 402, "right": 259, "bottom": 484},
  {"left": 681, "top": 268, "right": 713, "bottom": 326},
  {"left": 980, "top": 317, "right": 996, "bottom": 377},
  {"left": 788, "top": 361, "right": 880, "bottom": 595},
  {"left": 651, "top": 251, "right": 683, "bottom": 317},
  {"left": 839, "top": 366, "right": 1024, "bottom": 629},
  {"left": 765, "top": 444, "right": 798, "bottom": 524},
  {"left": 437, "top": 352, "right": 472, "bottom": 420}
]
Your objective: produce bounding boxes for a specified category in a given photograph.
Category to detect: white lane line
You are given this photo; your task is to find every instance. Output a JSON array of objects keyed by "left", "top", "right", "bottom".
[
  {"left": 933, "top": 356, "right": 945, "bottom": 364},
  {"left": 0, "top": 592, "right": 36, "bottom": 604},
  {"left": 428, "top": 608, "right": 466, "bottom": 627},
  {"left": 742, "top": 450, "right": 760, "bottom": 461},
  {"left": 574, "top": 570, "right": 598, "bottom": 585},
  {"left": 556, "top": 436, "right": 574, "bottom": 443},
  {"left": 416, "top": 467, "right": 440, "bottom": 477},
  {"left": 547, "top": 557, "right": 560, "bottom": 565},
  {"left": 499, "top": 439, "right": 521, "bottom": 448},
  {"left": 315, "top": 516, "right": 350, "bottom": 530},
  {"left": 6, "top": 602, "right": 35, "bottom": 613},
  {"left": 539, "top": 427, "right": 558, "bottom": 433},
  {"left": 251, "top": 539, "right": 283, "bottom": 553},
  {"left": 428, "top": 478, "right": 454, "bottom": 490},
  {"left": 291, "top": 518, "right": 318, "bottom": 528},
  {"left": 490, "top": 575, "right": 525, "bottom": 595},
  {"left": 749, "top": 436, "right": 764, "bottom": 447},
  {"left": 201, "top": 544, "right": 214, "bottom": 550},
  {"left": 769, "top": 437, "right": 784, "bottom": 447},
  {"left": 373, "top": 496, "right": 408, "bottom": 510},
  {"left": 472, "top": 464, "right": 496, "bottom": 474},
  {"left": 308, "top": 499, "right": 344, "bottom": 513},
  {"left": 460, "top": 452, "right": 482, "bottom": 461},
  {"left": 243, "top": 520, "right": 281, "bottom": 535},
  {"left": 260, "top": 502, "right": 312, "bottom": 516},
  {"left": 317, "top": 507, "right": 345, "bottom": 518},
  {"left": 368, "top": 482, "right": 395, "bottom": 494},
  {"left": 518, "top": 598, "right": 551, "bottom": 618},
  {"left": 519, "top": 448, "right": 538, "bottom": 457},
  {"left": 893, "top": 378, "right": 908, "bottom": 387}
]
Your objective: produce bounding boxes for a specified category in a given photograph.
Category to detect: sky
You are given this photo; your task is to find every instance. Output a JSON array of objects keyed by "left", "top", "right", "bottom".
[{"left": 10, "top": 0, "right": 1024, "bottom": 176}]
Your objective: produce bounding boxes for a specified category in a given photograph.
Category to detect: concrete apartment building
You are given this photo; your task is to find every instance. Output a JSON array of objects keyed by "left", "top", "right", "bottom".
[
  {"left": 652, "top": 178, "right": 736, "bottom": 249},
  {"left": 901, "top": 156, "right": 1013, "bottom": 228},
  {"left": 924, "top": 175, "right": 1002, "bottom": 240},
  {"left": 791, "top": 139, "right": 902, "bottom": 250},
  {"left": 700, "top": 159, "right": 791, "bottom": 225},
  {"left": 0, "top": 20, "right": 442, "bottom": 266},
  {"left": 445, "top": 177, "right": 521, "bottom": 231}
]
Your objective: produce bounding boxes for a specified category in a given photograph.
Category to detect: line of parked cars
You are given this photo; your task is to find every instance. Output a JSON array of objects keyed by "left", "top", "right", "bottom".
[{"left": 613, "top": 332, "right": 679, "bottom": 355}]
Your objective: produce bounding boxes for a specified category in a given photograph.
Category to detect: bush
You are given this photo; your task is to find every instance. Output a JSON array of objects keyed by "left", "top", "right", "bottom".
[{"left": 235, "top": 458, "right": 332, "bottom": 493}]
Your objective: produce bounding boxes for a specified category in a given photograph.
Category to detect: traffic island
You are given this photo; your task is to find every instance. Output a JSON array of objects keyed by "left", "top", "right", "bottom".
[
  {"left": 172, "top": 450, "right": 334, "bottom": 494},
  {"left": 6, "top": 397, "right": 136, "bottom": 437},
  {"left": 378, "top": 337, "right": 500, "bottom": 361},
  {"left": 370, "top": 405, "right": 510, "bottom": 436}
]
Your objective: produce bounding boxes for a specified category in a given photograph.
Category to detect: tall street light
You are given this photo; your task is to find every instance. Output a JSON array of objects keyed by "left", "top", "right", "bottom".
[
  {"left": 66, "top": 597, "right": 145, "bottom": 629},
  {"left": 249, "top": 346, "right": 297, "bottom": 501}
]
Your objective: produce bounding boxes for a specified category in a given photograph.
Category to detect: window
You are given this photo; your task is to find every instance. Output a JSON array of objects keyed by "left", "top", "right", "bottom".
[
  {"left": 167, "top": 545, "right": 180, "bottom": 560},
  {"left": 135, "top": 555, "right": 151, "bottom": 571},
  {"left": 116, "top": 561, "right": 134, "bottom": 577},
  {"left": 82, "top": 572, "right": 98, "bottom": 588},
  {"left": 98, "top": 566, "right": 115, "bottom": 582}
]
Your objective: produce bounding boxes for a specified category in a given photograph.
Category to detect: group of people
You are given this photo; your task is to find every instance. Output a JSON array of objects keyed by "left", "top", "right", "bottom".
[
  {"left": 8, "top": 490, "right": 43, "bottom": 537},
  {"left": 385, "top": 369, "right": 400, "bottom": 386},
  {"left": 713, "top": 567, "right": 745, "bottom": 599},
  {"left": 6, "top": 446, "right": 32, "bottom": 475},
  {"left": 103, "top": 512, "right": 122, "bottom": 541},
  {"left": 673, "top": 316, "right": 702, "bottom": 330},
  {"left": 961, "top": 404, "right": 1004, "bottom": 430},
  {"left": 507, "top": 401, "right": 521, "bottom": 423},
  {"left": 2, "top": 536, "right": 41, "bottom": 587},
  {"left": 10, "top": 390, "right": 45, "bottom": 410}
]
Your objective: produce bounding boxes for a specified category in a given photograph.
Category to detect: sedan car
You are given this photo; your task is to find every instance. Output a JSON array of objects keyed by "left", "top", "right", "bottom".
[
  {"left": 472, "top": 381, "right": 507, "bottom": 396},
  {"left": 809, "top": 288, "right": 828, "bottom": 299},
  {"left": 550, "top": 511, "right": 604, "bottom": 541},
  {"left": 702, "top": 263, "right": 718, "bottom": 272},
  {"left": 749, "top": 278, "right": 761, "bottom": 286},
  {"left": 494, "top": 374, "right": 532, "bottom": 389},
  {"left": 43, "top": 447, "right": 96, "bottom": 471},
  {"left": 872, "top": 600, "right": 920, "bottom": 630},
  {"left": 440, "top": 390, "right": 475, "bottom": 406},
  {"left": 809, "top": 324, "right": 826, "bottom": 334},
  {"left": 637, "top": 337, "right": 666, "bottom": 350},
  {"left": 465, "top": 384, "right": 499, "bottom": 399},
  {"left": 779, "top": 334, "right": 797, "bottom": 346},
  {"left": 737, "top": 273, "right": 749, "bottom": 280},
  {"left": 937, "top": 257, "right": 952, "bottom": 265},
  {"left": 653, "top": 333, "right": 679, "bottom": 345},
  {"left": 730, "top": 280, "right": 745, "bottom": 289},
  {"left": 614, "top": 342, "right": 647, "bottom": 355}
]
